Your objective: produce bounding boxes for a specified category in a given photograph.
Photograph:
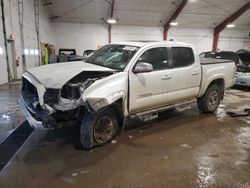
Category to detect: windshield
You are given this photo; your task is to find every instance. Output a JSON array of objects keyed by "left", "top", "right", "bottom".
[{"left": 86, "top": 44, "right": 139, "bottom": 71}]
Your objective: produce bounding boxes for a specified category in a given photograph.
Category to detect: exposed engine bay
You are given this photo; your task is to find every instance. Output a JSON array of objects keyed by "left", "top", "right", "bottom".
[{"left": 44, "top": 71, "right": 115, "bottom": 111}]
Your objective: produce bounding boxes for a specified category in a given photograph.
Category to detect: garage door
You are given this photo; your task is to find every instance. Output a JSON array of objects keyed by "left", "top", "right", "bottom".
[
  {"left": 0, "top": 5, "right": 8, "bottom": 85},
  {"left": 23, "top": 0, "right": 39, "bottom": 70}
]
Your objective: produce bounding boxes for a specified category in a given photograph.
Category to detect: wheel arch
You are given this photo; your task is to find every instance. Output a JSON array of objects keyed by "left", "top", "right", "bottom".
[
  {"left": 199, "top": 77, "right": 225, "bottom": 99},
  {"left": 109, "top": 98, "right": 125, "bottom": 132}
]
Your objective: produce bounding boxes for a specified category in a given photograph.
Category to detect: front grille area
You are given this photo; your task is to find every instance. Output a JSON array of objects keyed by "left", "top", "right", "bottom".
[{"left": 21, "top": 77, "right": 39, "bottom": 108}]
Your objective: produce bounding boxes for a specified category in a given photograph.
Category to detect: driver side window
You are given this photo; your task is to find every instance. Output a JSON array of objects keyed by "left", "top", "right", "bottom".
[{"left": 138, "top": 47, "right": 169, "bottom": 71}]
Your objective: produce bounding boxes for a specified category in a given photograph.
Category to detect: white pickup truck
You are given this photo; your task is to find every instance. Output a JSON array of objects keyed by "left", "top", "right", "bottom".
[{"left": 20, "top": 41, "right": 236, "bottom": 149}]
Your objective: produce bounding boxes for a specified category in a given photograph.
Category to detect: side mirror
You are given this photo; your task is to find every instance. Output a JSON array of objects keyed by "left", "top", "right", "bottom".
[{"left": 133, "top": 62, "right": 153, "bottom": 73}]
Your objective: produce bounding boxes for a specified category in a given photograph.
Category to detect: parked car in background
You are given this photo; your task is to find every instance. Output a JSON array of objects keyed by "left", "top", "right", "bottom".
[
  {"left": 199, "top": 51, "right": 239, "bottom": 65},
  {"left": 235, "top": 49, "right": 250, "bottom": 87},
  {"left": 21, "top": 41, "right": 236, "bottom": 149},
  {"left": 58, "top": 48, "right": 86, "bottom": 62}
]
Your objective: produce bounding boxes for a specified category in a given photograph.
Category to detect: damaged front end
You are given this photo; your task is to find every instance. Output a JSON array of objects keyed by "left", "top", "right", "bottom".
[
  {"left": 21, "top": 71, "right": 115, "bottom": 129},
  {"left": 235, "top": 52, "right": 250, "bottom": 87}
]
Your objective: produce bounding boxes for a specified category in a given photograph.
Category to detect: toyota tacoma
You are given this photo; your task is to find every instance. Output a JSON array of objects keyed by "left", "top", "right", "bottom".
[{"left": 20, "top": 41, "right": 236, "bottom": 149}]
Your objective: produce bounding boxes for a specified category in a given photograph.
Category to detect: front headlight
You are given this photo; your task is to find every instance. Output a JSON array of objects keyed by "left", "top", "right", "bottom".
[
  {"left": 61, "top": 84, "right": 81, "bottom": 100},
  {"left": 44, "top": 89, "right": 60, "bottom": 105}
]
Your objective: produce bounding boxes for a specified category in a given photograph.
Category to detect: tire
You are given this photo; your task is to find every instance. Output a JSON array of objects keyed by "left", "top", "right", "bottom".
[
  {"left": 197, "top": 84, "right": 221, "bottom": 113},
  {"left": 80, "top": 107, "right": 119, "bottom": 150}
]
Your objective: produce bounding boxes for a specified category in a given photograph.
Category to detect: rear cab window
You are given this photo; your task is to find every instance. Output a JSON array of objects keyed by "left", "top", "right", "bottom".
[{"left": 171, "top": 47, "right": 195, "bottom": 68}]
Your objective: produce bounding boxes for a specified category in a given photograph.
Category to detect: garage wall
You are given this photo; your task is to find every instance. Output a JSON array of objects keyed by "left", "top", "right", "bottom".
[
  {"left": 0, "top": 0, "right": 55, "bottom": 85},
  {"left": 52, "top": 22, "right": 108, "bottom": 55},
  {"left": 219, "top": 30, "right": 250, "bottom": 51},
  {"left": 112, "top": 25, "right": 163, "bottom": 42},
  {"left": 169, "top": 28, "right": 250, "bottom": 52},
  {"left": 0, "top": 2, "right": 8, "bottom": 85},
  {"left": 52, "top": 22, "right": 250, "bottom": 54}
]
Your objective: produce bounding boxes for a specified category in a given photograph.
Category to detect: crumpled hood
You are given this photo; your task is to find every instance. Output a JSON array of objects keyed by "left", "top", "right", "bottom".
[{"left": 26, "top": 61, "right": 115, "bottom": 88}]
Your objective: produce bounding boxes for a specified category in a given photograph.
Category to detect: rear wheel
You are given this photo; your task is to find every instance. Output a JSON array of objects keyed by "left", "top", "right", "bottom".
[
  {"left": 197, "top": 84, "right": 221, "bottom": 113},
  {"left": 80, "top": 108, "right": 118, "bottom": 150}
]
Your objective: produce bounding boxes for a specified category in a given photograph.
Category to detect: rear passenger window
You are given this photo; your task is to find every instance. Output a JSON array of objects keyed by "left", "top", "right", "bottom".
[
  {"left": 137, "top": 47, "right": 169, "bottom": 70},
  {"left": 172, "top": 47, "right": 194, "bottom": 68}
]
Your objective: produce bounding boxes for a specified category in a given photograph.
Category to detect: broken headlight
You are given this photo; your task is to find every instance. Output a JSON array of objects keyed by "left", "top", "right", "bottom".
[
  {"left": 61, "top": 83, "right": 82, "bottom": 100},
  {"left": 61, "top": 78, "right": 97, "bottom": 100},
  {"left": 44, "top": 89, "right": 60, "bottom": 105}
]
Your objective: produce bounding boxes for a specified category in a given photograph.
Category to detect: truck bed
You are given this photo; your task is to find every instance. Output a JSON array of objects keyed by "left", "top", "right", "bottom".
[{"left": 198, "top": 59, "right": 236, "bottom": 97}]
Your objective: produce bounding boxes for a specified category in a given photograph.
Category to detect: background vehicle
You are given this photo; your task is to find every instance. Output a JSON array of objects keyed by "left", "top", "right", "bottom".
[
  {"left": 21, "top": 41, "right": 236, "bottom": 149},
  {"left": 235, "top": 50, "right": 250, "bottom": 87},
  {"left": 199, "top": 51, "right": 239, "bottom": 64},
  {"left": 58, "top": 48, "right": 86, "bottom": 62}
]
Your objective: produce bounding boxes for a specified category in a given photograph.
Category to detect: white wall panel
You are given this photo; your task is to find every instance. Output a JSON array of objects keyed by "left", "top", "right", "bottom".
[
  {"left": 0, "top": 0, "right": 56, "bottom": 82},
  {"left": 52, "top": 23, "right": 249, "bottom": 54},
  {"left": 53, "top": 22, "right": 108, "bottom": 55},
  {"left": 0, "top": 2, "right": 8, "bottom": 85},
  {"left": 39, "top": 5, "right": 56, "bottom": 44},
  {"left": 22, "top": 0, "right": 39, "bottom": 70},
  {"left": 112, "top": 25, "right": 163, "bottom": 42}
]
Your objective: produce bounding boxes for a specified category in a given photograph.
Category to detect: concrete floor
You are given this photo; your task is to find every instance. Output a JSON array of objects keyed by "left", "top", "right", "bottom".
[
  {"left": 0, "top": 83, "right": 250, "bottom": 188},
  {"left": 0, "top": 82, "right": 25, "bottom": 144}
]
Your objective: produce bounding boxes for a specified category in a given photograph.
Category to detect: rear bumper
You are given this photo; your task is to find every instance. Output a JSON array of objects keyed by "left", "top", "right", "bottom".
[{"left": 19, "top": 98, "right": 51, "bottom": 130}]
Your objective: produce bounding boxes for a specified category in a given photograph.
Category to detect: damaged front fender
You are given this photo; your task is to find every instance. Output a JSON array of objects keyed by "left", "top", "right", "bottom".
[
  {"left": 84, "top": 91, "right": 126, "bottom": 112},
  {"left": 81, "top": 72, "right": 129, "bottom": 113}
]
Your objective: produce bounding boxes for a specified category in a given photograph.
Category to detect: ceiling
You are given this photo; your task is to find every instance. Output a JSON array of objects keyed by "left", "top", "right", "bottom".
[{"left": 43, "top": 0, "right": 250, "bottom": 29}]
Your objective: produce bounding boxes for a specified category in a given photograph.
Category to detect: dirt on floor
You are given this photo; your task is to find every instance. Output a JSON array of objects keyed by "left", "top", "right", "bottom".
[{"left": 0, "top": 85, "right": 250, "bottom": 188}]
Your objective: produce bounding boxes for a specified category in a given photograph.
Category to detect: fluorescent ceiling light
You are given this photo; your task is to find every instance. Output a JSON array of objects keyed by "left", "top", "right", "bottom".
[
  {"left": 227, "top": 24, "right": 235, "bottom": 28},
  {"left": 107, "top": 18, "right": 117, "bottom": 24},
  {"left": 170, "top": 22, "right": 178, "bottom": 26},
  {"left": 189, "top": 0, "right": 197, "bottom": 2}
]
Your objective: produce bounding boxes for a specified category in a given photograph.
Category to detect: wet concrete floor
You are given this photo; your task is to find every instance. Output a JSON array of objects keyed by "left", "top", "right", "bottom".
[
  {"left": 0, "top": 81, "right": 25, "bottom": 144},
  {"left": 0, "top": 83, "right": 250, "bottom": 188}
]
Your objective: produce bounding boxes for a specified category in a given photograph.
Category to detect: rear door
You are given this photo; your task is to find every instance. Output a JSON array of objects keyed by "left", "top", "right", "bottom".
[{"left": 164, "top": 47, "right": 201, "bottom": 103}]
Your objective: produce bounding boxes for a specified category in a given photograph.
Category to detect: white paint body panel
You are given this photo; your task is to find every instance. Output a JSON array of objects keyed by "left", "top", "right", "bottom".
[
  {"left": 22, "top": 41, "right": 235, "bottom": 118},
  {"left": 27, "top": 61, "right": 115, "bottom": 88}
]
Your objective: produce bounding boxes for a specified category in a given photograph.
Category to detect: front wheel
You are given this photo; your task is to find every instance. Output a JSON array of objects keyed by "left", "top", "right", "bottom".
[
  {"left": 80, "top": 108, "right": 119, "bottom": 150},
  {"left": 197, "top": 84, "right": 221, "bottom": 113}
]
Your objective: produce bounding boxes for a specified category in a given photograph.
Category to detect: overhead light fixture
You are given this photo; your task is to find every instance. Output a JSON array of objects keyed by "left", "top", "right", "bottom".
[
  {"left": 189, "top": 0, "right": 197, "bottom": 2},
  {"left": 227, "top": 24, "right": 235, "bottom": 28},
  {"left": 170, "top": 22, "right": 178, "bottom": 26},
  {"left": 107, "top": 18, "right": 117, "bottom": 24}
]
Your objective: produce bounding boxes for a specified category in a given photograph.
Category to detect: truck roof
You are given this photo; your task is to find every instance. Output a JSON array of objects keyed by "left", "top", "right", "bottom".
[{"left": 114, "top": 41, "right": 194, "bottom": 48}]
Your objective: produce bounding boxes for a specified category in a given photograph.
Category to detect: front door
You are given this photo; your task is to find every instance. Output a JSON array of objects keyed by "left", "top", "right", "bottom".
[{"left": 129, "top": 47, "right": 172, "bottom": 114}]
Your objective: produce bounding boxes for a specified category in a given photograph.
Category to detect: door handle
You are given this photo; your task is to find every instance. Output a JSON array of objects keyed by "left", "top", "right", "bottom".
[
  {"left": 191, "top": 72, "right": 199, "bottom": 75},
  {"left": 162, "top": 75, "right": 172, "bottom": 80}
]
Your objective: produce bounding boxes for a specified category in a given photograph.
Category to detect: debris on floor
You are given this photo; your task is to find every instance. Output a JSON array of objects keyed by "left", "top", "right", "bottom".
[
  {"left": 227, "top": 108, "right": 250, "bottom": 117},
  {"left": 180, "top": 144, "right": 192, "bottom": 149},
  {"left": 128, "top": 135, "right": 134, "bottom": 139},
  {"left": 164, "top": 155, "right": 168, "bottom": 160},
  {"left": 80, "top": 170, "right": 92, "bottom": 174}
]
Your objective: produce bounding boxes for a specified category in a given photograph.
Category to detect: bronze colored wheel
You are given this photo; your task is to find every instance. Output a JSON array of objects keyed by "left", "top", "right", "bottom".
[
  {"left": 207, "top": 91, "right": 219, "bottom": 110},
  {"left": 197, "top": 84, "right": 221, "bottom": 113},
  {"left": 80, "top": 108, "right": 119, "bottom": 150},
  {"left": 93, "top": 116, "right": 114, "bottom": 144}
]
